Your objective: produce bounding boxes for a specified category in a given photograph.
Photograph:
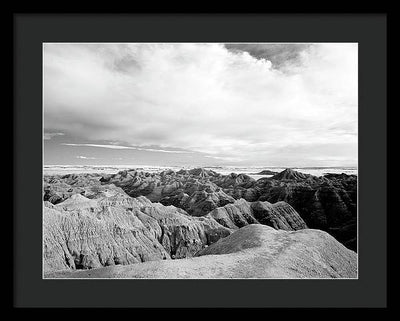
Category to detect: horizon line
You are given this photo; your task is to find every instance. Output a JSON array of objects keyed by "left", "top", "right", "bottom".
[{"left": 43, "top": 164, "right": 358, "bottom": 169}]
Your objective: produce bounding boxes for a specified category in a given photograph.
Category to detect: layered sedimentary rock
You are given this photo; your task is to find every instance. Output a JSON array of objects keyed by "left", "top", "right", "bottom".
[
  {"left": 252, "top": 170, "right": 357, "bottom": 250},
  {"left": 212, "top": 172, "right": 256, "bottom": 189},
  {"left": 210, "top": 169, "right": 357, "bottom": 250},
  {"left": 43, "top": 173, "right": 124, "bottom": 204},
  {"left": 46, "top": 224, "right": 357, "bottom": 279},
  {"left": 100, "top": 168, "right": 237, "bottom": 216},
  {"left": 206, "top": 199, "right": 307, "bottom": 231},
  {"left": 43, "top": 192, "right": 231, "bottom": 273},
  {"left": 44, "top": 167, "right": 357, "bottom": 250}
]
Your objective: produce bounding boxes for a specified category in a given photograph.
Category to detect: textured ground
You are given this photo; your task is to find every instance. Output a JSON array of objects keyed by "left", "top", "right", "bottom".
[
  {"left": 44, "top": 167, "right": 357, "bottom": 250},
  {"left": 45, "top": 225, "right": 357, "bottom": 279},
  {"left": 43, "top": 167, "right": 358, "bottom": 278}
]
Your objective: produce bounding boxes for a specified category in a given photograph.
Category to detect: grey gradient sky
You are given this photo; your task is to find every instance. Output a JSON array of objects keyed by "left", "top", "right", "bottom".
[{"left": 43, "top": 43, "right": 358, "bottom": 167}]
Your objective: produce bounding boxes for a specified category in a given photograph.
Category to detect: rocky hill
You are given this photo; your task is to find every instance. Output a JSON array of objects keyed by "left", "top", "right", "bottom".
[
  {"left": 44, "top": 167, "right": 357, "bottom": 253},
  {"left": 271, "top": 168, "right": 313, "bottom": 180},
  {"left": 218, "top": 170, "right": 357, "bottom": 250},
  {"left": 46, "top": 224, "right": 357, "bottom": 279},
  {"left": 99, "top": 168, "right": 237, "bottom": 216},
  {"left": 43, "top": 192, "right": 231, "bottom": 273},
  {"left": 206, "top": 199, "right": 307, "bottom": 231},
  {"left": 43, "top": 188, "right": 307, "bottom": 274},
  {"left": 252, "top": 171, "right": 357, "bottom": 250}
]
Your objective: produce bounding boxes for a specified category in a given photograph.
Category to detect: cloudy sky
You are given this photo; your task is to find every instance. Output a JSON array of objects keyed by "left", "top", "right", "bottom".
[{"left": 43, "top": 43, "right": 358, "bottom": 167}]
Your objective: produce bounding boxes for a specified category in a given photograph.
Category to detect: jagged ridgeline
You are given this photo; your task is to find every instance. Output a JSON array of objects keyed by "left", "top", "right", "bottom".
[{"left": 43, "top": 167, "right": 357, "bottom": 278}]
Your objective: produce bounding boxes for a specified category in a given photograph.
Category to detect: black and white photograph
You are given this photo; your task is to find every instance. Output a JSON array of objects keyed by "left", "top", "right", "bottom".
[{"left": 42, "top": 42, "right": 358, "bottom": 279}]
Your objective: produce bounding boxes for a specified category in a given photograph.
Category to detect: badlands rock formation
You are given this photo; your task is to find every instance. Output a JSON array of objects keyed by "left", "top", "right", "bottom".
[
  {"left": 43, "top": 167, "right": 358, "bottom": 278},
  {"left": 206, "top": 199, "right": 307, "bottom": 231},
  {"left": 46, "top": 225, "right": 357, "bottom": 279},
  {"left": 43, "top": 191, "right": 307, "bottom": 274},
  {"left": 43, "top": 173, "right": 118, "bottom": 204},
  {"left": 97, "top": 168, "right": 357, "bottom": 250},
  {"left": 43, "top": 192, "right": 231, "bottom": 273},
  {"left": 44, "top": 168, "right": 357, "bottom": 250},
  {"left": 253, "top": 170, "right": 357, "bottom": 250},
  {"left": 100, "top": 168, "right": 236, "bottom": 216}
]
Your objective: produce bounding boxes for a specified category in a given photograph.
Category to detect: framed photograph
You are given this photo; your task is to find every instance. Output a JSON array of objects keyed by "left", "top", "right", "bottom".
[{"left": 14, "top": 13, "right": 387, "bottom": 308}]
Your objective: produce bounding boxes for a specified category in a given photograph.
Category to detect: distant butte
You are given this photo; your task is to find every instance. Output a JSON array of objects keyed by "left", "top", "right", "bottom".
[{"left": 254, "top": 169, "right": 279, "bottom": 175}]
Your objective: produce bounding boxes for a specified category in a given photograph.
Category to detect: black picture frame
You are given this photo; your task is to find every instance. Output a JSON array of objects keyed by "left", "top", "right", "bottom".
[{"left": 13, "top": 13, "right": 387, "bottom": 308}]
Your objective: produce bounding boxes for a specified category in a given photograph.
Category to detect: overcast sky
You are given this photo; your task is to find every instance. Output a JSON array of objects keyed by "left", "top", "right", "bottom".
[{"left": 43, "top": 43, "right": 358, "bottom": 167}]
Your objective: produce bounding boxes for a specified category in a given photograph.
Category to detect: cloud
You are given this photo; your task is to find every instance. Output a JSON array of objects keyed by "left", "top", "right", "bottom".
[
  {"left": 43, "top": 132, "right": 64, "bottom": 140},
  {"left": 62, "top": 143, "right": 194, "bottom": 153},
  {"left": 204, "top": 155, "right": 244, "bottom": 162},
  {"left": 44, "top": 43, "right": 357, "bottom": 166},
  {"left": 224, "top": 43, "right": 311, "bottom": 70}
]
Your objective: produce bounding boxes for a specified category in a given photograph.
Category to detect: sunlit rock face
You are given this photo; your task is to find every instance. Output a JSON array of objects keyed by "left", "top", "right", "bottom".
[
  {"left": 43, "top": 192, "right": 231, "bottom": 273},
  {"left": 100, "top": 168, "right": 237, "bottom": 216},
  {"left": 194, "top": 224, "right": 357, "bottom": 279},
  {"left": 44, "top": 167, "right": 357, "bottom": 253},
  {"left": 206, "top": 199, "right": 307, "bottom": 231},
  {"left": 100, "top": 168, "right": 357, "bottom": 250},
  {"left": 46, "top": 224, "right": 358, "bottom": 279}
]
